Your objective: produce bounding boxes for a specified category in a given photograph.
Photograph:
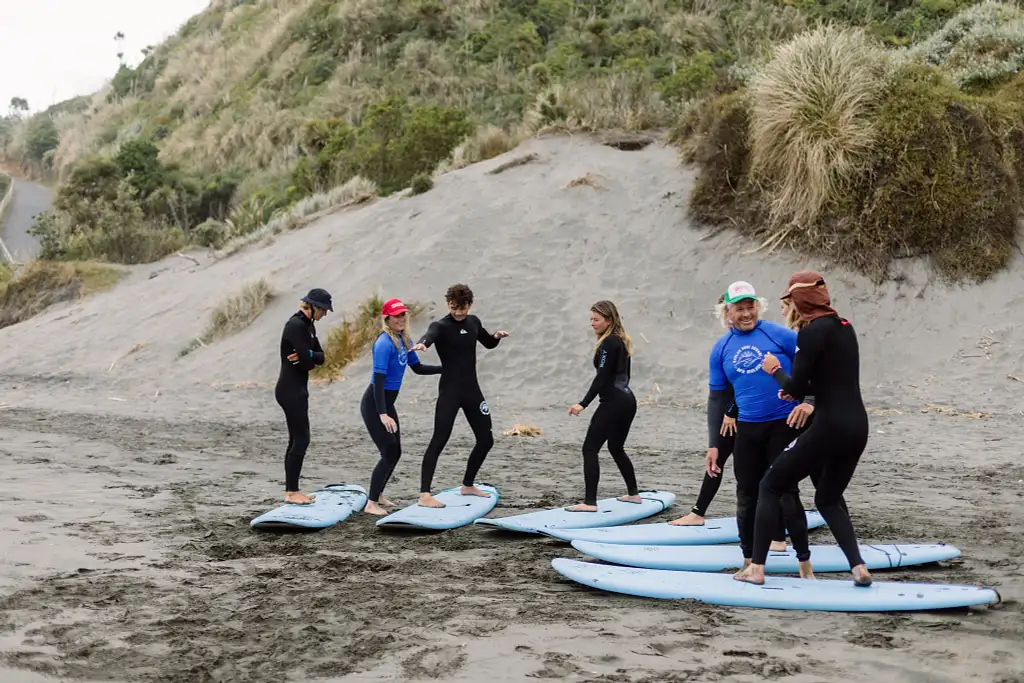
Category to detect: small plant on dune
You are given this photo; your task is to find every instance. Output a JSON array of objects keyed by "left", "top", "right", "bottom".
[
  {"left": 0, "top": 260, "right": 125, "bottom": 330},
  {"left": 312, "top": 294, "right": 424, "bottom": 383},
  {"left": 748, "top": 24, "right": 887, "bottom": 231},
  {"left": 409, "top": 172, "right": 433, "bottom": 195},
  {"left": 181, "top": 278, "right": 275, "bottom": 355}
]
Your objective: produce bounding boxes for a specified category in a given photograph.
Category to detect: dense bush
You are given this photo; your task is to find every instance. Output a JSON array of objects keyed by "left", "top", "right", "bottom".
[
  {"left": 677, "top": 22, "right": 1024, "bottom": 283},
  {"left": 290, "top": 96, "right": 472, "bottom": 197}
]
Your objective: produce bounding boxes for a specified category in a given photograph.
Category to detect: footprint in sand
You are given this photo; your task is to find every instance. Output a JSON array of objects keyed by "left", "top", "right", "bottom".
[{"left": 401, "top": 644, "right": 467, "bottom": 679}]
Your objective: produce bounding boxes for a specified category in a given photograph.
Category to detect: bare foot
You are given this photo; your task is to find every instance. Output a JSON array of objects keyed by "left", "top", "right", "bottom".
[
  {"left": 733, "top": 563, "right": 766, "bottom": 585},
  {"left": 852, "top": 563, "right": 872, "bottom": 587},
  {"left": 379, "top": 497, "right": 397, "bottom": 508},
  {"left": 364, "top": 501, "right": 390, "bottom": 516},
  {"left": 669, "top": 512, "right": 705, "bottom": 526},
  {"left": 460, "top": 485, "right": 491, "bottom": 498},
  {"left": 418, "top": 493, "right": 446, "bottom": 508},
  {"left": 617, "top": 494, "right": 642, "bottom": 504},
  {"left": 566, "top": 503, "right": 598, "bottom": 512},
  {"left": 742, "top": 557, "right": 751, "bottom": 570},
  {"left": 285, "top": 491, "right": 315, "bottom": 505},
  {"left": 770, "top": 540, "right": 787, "bottom": 552},
  {"left": 798, "top": 560, "right": 815, "bottom": 579}
]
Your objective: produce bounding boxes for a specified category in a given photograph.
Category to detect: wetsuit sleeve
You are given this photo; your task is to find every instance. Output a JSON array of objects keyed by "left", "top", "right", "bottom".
[
  {"left": 283, "top": 319, "right": 317, "bottom": 371},
  {"left": 372, "top": 372, "right": 387, "bottom": 414},
  {"left": 410, "top": 360, "right": 442, "bottom": 375},
  {"left": 724, "top": 382, "right": 738, "bottom": 419},
  {"left": 771, "top": 325, "right": 822, "bottom": 400},
  {"left": 419, "top": 321, "right": 441, "bottom": 348},
  {"left": 475, "top": 316, "right": 500, "bottom": 349},
  {"left": 579, "top": 337, "right": 619, "bottom": 408},
  {"left": 707, "top": 389, "right": 731, "bottom": 448},
  {"left": 371, "top": 338, "right": 390, "bottom": 413}
]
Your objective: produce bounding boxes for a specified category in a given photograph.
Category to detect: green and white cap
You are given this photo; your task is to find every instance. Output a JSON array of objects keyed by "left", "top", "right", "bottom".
[{"left": 723, "top": 280, "right": 758, "bottom": 304}]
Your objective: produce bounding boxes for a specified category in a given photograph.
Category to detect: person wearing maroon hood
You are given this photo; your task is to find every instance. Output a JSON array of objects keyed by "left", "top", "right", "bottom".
[{"left": 734, "top": 271, "right": 873, "bottom": 588}]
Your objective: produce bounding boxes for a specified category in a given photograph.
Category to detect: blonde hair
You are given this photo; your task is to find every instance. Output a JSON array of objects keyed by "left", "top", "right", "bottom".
[
  {"left": 781, "top": 298, "right": 807, "bottom": 330},
  {"left": 714, "top": 295, "right": 768, "bottom": 327},
  {"left": 591, "top": 300, "right": 633, "bottom": 356},
  {"left": 382, "top": 316, "right": 412, "bottom": 351},
  {"left": 299, "top": 301, "right": 314, "bottom": 316}
]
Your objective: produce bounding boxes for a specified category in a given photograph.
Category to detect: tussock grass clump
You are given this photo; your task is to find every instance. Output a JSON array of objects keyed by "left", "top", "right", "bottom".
[
  {"left": 312, "top": 294, "right": 424, "bottom": 383},
  {"left": 0, "top": 260, "right": 125, "bottom": 330},
  {"left": 749, "top": 25, "right": 886, "bottom": 228},
  {"left": 678, "top": 30, "right": 1024, "bottom": 283},
  {"left": 434, "top": 125, "right": 518, "bottom": 176},
  {"left": 182, "top": 278, "right": 275, "bottom": 355}
]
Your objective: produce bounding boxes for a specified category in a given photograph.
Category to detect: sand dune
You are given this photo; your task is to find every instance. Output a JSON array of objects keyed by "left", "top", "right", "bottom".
[{"left": 0, "top": 134, "right": 1021, "bottom": 682}]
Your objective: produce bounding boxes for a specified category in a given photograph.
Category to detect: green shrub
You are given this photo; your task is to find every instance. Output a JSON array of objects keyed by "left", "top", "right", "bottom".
[
  {"left": 410, "top": 172, "right": 433, "bottom": 194},
  {"left": 193, "top": 218, "right": 229, "bottom": 248}
]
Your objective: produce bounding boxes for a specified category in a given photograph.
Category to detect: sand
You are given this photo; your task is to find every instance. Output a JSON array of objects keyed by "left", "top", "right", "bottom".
[{"left": 0, "top": 134, "right": 1022, "bottom": 682}]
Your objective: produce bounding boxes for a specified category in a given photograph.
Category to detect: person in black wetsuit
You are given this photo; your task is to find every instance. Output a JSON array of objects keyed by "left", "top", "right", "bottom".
[
  {"left": 566, "top": 300, "right": 641, "bottom": 512},
  {"left": 734, "top": 271, "right": 872, "bottom": 587},
  {"left": 275, "top": 288, "right": 331, "bottom": 505},
  {"left": 410, "top": 283, "right": 509, "bottom": 508},
  {"left": 361, "top": 298, "right": 442, "bottom": 516}
]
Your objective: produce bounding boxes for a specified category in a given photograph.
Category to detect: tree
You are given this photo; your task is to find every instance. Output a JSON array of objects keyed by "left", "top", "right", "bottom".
[
  {"left": 114, "top": 31, "right": 125, "bottom": 65},
  {"left": 8, "top": 97, "right": 28, "bottom": 119}
]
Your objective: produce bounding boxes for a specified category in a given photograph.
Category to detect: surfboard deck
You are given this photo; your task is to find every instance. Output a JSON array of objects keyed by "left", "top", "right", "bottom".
[
  {"left": 551, "top": 558, "right": 1000, "bottom": 612},
  {"left": 571, "top": 541, "right": 961, "bottom": 573},
  {"left": 474, "top": 491, "right": 676, "bottom": 534},
  {"left": 540, "top": 510, "right": 825, "bottom": 544},
  {"left": 251, "top": 484, "right": 368, "bottom": 531},
  {"left": 376, "top": 483, "right": 500, "bottom": 530}
]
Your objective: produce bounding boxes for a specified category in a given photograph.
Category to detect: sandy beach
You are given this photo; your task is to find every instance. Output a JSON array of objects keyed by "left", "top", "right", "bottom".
[{"left": 1, "top": 135, "right": 1022, "bottom": 682}]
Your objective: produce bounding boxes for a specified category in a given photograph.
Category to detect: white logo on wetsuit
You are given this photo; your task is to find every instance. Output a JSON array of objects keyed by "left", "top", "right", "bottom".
[
  {"left": 460, "top": 329, "right": 468, "bottom": 334},
  {"left": 731, "top": 344, "right": 764, "bottom": 375},
  {"left": 479, "top": 401, "right": 490, "bottom": 415}
]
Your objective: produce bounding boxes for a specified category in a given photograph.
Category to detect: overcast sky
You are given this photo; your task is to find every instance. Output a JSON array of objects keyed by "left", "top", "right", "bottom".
[{"left": 0, "top": 0, "right": 210, "bottom": 114}]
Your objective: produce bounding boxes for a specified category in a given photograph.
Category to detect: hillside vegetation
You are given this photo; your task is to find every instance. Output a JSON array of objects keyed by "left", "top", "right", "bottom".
[{"left": 1, "top": 0, "right": 1023, "bottom": 283}]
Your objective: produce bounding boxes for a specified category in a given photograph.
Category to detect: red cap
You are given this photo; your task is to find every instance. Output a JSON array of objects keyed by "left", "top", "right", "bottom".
[{"left": 382, "top": 298, "right": 408, "bottom": 317}]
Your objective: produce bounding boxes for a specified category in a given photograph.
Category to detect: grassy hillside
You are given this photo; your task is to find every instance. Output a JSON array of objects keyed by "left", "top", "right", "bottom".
[{"left": 2, "top": 0, "right": 1023, "bottom": 282}]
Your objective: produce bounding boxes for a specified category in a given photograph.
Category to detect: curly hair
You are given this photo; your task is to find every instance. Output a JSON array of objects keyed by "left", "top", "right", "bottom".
[{"left": 445, "top": 283, "right": 474, "bottom": 308}]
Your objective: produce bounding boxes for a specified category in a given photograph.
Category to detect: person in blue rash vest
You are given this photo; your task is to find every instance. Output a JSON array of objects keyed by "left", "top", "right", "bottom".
[
  {"left": 707, "top": 280, "right": 815, "bottom": 577},
  {"left": 361, "top": 297, "right": 442, "bottom": 517}
]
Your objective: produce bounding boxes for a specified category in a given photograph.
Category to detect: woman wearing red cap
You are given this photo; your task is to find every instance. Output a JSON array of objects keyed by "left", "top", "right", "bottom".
[
  {"left": 734, "top": 271, "right": 873, "bottom": 587},
  {"left": 360, "top": 297, "right": 442, "bottom": 516}
]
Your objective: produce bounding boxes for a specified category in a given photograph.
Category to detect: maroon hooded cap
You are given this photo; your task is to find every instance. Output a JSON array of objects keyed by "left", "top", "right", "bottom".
[{"left": 785, "top": 270, "right": 837, "bottom": 322}]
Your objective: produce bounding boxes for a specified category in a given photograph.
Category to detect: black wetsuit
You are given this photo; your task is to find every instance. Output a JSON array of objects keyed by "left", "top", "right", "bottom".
[
  {"left": 417, "top": 314, "right": 501, "bottom": 493},
  {"left": 752, "top": 315, "right": 869, "bottom": 568},
  {"left": 578, "top": 335, "right": 639, "bottom": 506},
  {"left": 274, "top": 310, "right": 325, "bottom": 492}
]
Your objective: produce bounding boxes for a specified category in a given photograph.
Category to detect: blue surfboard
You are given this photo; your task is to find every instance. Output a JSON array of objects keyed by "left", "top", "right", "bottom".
[
  {"left": 251, "top": 484, "right": 368, "bottom": 531},
  {"left": 541, "top": 510, "right": 825, "bottom": 544},
  {"left": 376, "top": 484, "right": 499, "bottom": 530},
  {"left": 551, "top": 558, "right": 1000, "bottom": 612},
  {"left": 474, "top": 491, "right": 675, "bottom": 534},
  {"left": 571, "top": 541, "right": 961, "bottom": 573}
]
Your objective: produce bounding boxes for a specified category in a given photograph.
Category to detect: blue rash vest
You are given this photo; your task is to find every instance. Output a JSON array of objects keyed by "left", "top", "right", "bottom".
[
  {"left": 708, "top": 320, "right": 800, "bottom": 422},
  {"left": 371, "top": 332, "right": 421, "bottom": 390}
]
